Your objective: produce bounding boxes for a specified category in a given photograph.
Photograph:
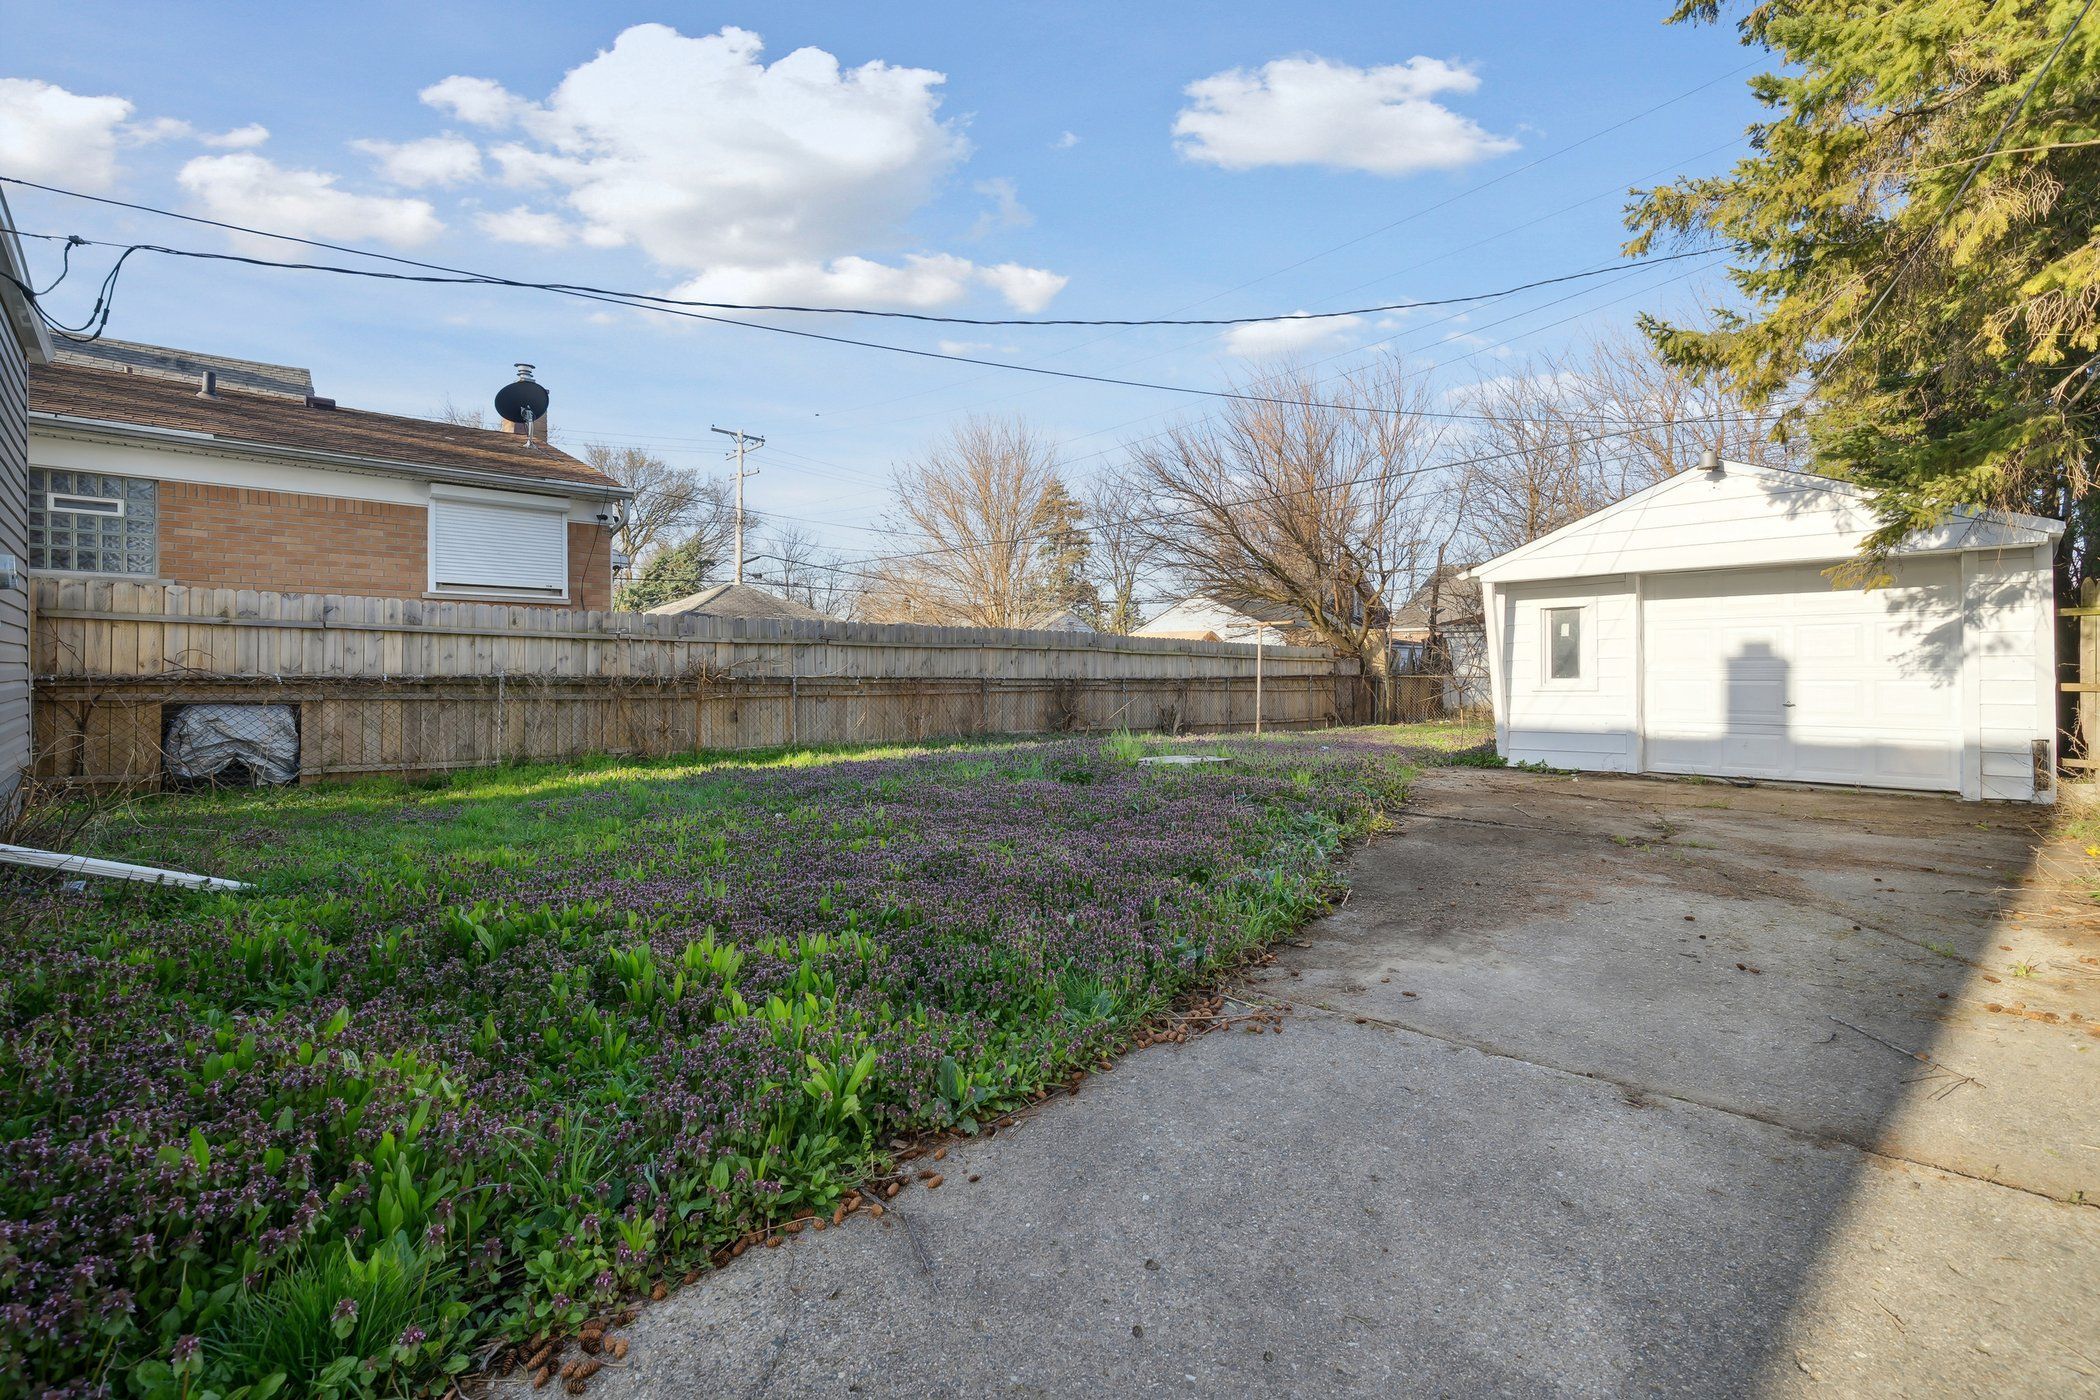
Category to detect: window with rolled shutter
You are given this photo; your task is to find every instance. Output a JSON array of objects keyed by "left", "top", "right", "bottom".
[{"left": 430, "top": 492, "right": 568, "bottom": 593}]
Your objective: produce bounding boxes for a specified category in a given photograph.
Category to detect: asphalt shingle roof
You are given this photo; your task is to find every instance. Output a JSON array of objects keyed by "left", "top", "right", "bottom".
[
  {"left": 644, "top": 582, "right": 838, "bottom": 622},
  {"left": 29, "top": 360, "right": 625, "bottom": 493}
]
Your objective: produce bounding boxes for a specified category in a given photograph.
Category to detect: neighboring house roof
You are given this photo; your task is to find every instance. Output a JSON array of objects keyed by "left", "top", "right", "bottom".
[
  {"left": 1023, "top": 607, "right": 1095, "bottom": 632},
  {"left": 644, "top": 582, "right": 838, "bottom": 622},
  {"left": 1209, "top": 593, "right": 1313, "bottom": 627},
  {"left": 52, "top": 338, "right": 314, "bottom": 399},
  {"left": 1469, "top": 458, "right": 2061, "bottom": 586},
  {"left": 29, "top": 360, "right": 626, "bottom": 495},
  {"left": 1136, "top": 593, "right": 1312, "bottom": 636},
  {"left": 1389, "top": 567, "right": 1484, "bottom": 636}
]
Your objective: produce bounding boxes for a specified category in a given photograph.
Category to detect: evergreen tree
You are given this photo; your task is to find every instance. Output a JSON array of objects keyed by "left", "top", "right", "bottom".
[
  {"left": 1028, "top": 478, "right": 1103, "bottom": 625},
  {"left": 614, "top": 535, "right": 718, "bottom": 612},
  {"left": 1627, "top": 0, "right": 2100, "bottom": 590}
]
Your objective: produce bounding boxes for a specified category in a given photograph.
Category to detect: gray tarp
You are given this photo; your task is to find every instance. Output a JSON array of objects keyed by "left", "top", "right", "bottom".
[{"left": 163, "top": 704, "right": 299, "bottom": 785}]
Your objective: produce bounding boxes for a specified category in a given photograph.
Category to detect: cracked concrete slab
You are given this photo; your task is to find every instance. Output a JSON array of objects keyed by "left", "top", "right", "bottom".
[{"left": 496, "top": 766, "right": 2100, "bottom": 1398}]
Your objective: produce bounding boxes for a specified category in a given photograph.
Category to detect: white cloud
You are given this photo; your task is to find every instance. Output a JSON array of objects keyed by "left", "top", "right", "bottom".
[
  {"left": 206, "top": 122, "right": 271, "bottom": 149},
  {"left": 416, "top": 24, "right": 1064, "bottom": 311},
  {"left": 938, "top": 339, "right": 995, "bottom": 356},
  {"left": 1052, "top": 130, "right": 1080, "bottom": 150},
  {"left": 672, "top": 253, "right": 979, "bottom": 310},
  {"left": 352, "top": 134, "right": 482, "bottom": 187},
  {"left": 475, "top": 205, "right": 578, "bottom": 247},
  {"left": 419, "top": 75, "right": 533, "bottom": 129},
  {"left": 971, "top": 177, "right": 1033, "bottom": 236},
  {"left": 133, "top": 118, "right": 271, "bottom": 149},
  {"left": 0, "top": 79, "right": 275, "bottom": 191},
  {"left": 0, "top": 78, "right": 134, "bottom": 188},
  {"left": 976, "top": 262, "right": 1067, "bottom": 313},
  {"left": 1222, "top": 311, "right": 1363, "bottom": 358},
  {"left": 177, "top": 153, "right": 443, "bottom": 245},
  {"left": 1174, "top": 55, "right": 1517, "bottom": 175}
]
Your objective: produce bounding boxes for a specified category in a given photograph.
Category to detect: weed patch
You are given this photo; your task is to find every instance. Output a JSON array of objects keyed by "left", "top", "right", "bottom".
[{"left": 0, "top": 733, "right": 1412, "bottom": 1395}]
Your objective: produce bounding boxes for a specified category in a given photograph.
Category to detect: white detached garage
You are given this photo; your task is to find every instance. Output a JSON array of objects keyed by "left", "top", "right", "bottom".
[{"left": 1472, "top": 459, "right": 2061, "bottom": 803}]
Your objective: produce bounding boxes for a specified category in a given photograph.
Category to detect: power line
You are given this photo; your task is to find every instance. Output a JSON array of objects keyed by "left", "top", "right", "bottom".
[
  {"left": 0, "top": 217, "right": 1720, "bottom": 424},
  {"left": 794, "top": 61, "right": 1757, "bottom": 429},
  {"left": 627, "top": 410, "right": 1793, "bottom": 587},
  {"left": 1, "top": 226, "right": 1767, "bottom": 578},
  {"left": 792, "top": 132, "right": 1747, "bottom": 446},
  {"left": 0, "top": 180, "right": 1712, "bottom": 328}
]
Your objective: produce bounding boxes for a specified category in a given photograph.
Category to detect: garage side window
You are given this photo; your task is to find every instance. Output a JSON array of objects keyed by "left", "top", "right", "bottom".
[
  {"left": 28, "top": 468, "right": 158, "bottom": 576},
  {"left": 1545, "top": 607, "right": 1582, "bottom": 680}
]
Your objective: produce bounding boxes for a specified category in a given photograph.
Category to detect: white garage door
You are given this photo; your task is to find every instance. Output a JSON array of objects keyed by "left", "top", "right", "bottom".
[{"left": 1642, "top": 560, "right": 1962, "bottom": 792}]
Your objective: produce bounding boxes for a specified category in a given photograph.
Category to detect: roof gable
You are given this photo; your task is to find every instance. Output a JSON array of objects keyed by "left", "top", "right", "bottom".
[{"left": 1471, "top": 460, "right": 2061, "bottom": 585}]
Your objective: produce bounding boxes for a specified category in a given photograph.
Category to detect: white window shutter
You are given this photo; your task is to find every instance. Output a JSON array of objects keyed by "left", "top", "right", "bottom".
[{"left": 432, "top": 496, "right": 568, "bottom": 591}]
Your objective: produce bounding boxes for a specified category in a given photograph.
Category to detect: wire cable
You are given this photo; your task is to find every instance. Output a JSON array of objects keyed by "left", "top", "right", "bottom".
[
  {"left": 3, "top": 221, "right": 1724, "bottom": 423},
  {"left": 0, "top": 177, "right": 1714, "bottom": 328}
]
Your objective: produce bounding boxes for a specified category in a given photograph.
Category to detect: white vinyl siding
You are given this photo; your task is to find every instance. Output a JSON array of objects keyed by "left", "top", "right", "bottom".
[
  {"left": 1964, "top": 547, "right": 2056, "bottom": 801},
  {"left": 1499, "top": 580, "right": 1636, "bottom": 772},
  {"left": 1476, "top": 462, "right": 2060, "bottom": 803},
  {"left": 1, "top": 309, "right": 27, "bottom": 804},
  {"left": 429, "top": 489, "right": 568, "bottom": 595}
]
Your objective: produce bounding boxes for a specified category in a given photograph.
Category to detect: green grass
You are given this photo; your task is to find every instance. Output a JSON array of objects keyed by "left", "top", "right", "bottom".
[
  {"left": 67, "top": 736, "right": 1000, "bottom": 890},
  {"left": 4, "top": 724, "right": 1462, "bottom": 1394},
  {"left": 67, "top": 723, "right": 1489, "bottom": 890}
]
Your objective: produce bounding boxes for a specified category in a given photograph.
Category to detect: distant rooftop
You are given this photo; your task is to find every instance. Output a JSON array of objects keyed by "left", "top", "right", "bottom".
[
  {"left": 51, "top": 337, "right": 316, "bottom": 399},
  {"left": 645, "top": 582, "right": 839, "bottom": 623}
]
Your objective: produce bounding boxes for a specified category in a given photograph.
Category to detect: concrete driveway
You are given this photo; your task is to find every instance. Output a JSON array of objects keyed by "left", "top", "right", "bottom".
[{"left": 520, "top": 768, "right": 2100, "bottom": 1397}]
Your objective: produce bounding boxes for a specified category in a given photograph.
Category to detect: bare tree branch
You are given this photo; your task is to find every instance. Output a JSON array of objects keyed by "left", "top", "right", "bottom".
[
  {"left": 859, "top": 417, "right": 1077, "bottom": 627},
  {"left": 1126, "top": 361, "right": 1448, "bottom": 717}
]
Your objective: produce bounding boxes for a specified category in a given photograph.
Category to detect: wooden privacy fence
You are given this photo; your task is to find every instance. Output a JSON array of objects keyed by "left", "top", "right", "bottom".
[{"left": 25, "top": 580, "right": 1431, "bottom": 787}]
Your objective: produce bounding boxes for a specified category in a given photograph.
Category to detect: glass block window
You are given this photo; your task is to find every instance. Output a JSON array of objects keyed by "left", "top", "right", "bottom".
[{"left": 28, "top": 468, "right": 158, "bottom": 576}]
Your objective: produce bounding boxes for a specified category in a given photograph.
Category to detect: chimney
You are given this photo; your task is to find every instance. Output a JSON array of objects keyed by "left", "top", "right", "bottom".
[
  {"left": 503, "top": 362, "right": 542, "bottom": 440},
  {"left": 196, "top": 369, "right": 218, "bottom": 399}
]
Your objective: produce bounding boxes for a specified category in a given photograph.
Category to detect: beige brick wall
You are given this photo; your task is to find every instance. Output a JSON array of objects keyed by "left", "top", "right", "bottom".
[
  {"left": 565, "top": 520, "right": 614, "bottom": 611},
  {"left": 156, "top": 480, "right": 613, "bottom": 608}
]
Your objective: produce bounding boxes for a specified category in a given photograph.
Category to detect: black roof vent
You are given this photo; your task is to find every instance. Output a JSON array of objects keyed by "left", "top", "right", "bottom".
[{"left": 305, "top": 394, "right": 336, "bottom": 411}]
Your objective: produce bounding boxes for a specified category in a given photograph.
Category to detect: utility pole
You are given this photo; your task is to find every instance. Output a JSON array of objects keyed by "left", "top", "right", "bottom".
[{"left": 711, "top": 426, "right": 765, "bottom": 584}]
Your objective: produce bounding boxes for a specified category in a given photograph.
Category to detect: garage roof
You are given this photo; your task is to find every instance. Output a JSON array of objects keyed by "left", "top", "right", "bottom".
[{"left": 1471, "top": 460, "right": 2061, "bottom": 586}]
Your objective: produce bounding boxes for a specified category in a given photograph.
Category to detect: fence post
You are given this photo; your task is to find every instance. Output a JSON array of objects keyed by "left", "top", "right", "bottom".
[{"left": 2077, "top": 578, "right": 2097, "bottom": 776}]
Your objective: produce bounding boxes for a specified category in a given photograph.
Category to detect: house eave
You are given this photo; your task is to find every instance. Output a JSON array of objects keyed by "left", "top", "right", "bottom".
[{"left": 0, "top": 190, "right": 53, "bottom": 365}]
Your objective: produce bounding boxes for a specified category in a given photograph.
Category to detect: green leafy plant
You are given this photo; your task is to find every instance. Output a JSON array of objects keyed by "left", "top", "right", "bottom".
[{"left": 183, "top": 1236, "right": 461, "bottom": 1399}]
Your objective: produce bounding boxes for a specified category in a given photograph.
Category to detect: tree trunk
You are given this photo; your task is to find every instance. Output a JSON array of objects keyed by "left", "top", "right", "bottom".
[{"left": 1360, "top": 634, "right": 1397, "bottom": 725}]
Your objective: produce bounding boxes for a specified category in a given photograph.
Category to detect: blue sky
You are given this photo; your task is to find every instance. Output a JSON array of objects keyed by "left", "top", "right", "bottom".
[{"left": 0, "top": 2, "right": 1763, "bottom": 557}]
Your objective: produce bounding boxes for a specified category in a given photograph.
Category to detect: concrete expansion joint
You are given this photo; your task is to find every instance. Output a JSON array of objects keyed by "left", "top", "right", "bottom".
[{"left": 1263, "top": 991, "right": 2091, "bottom": 1211}]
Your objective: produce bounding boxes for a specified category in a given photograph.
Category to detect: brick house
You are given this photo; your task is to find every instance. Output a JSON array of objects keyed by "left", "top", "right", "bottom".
[{"left": 25, "top": 343, "right": 630, "bottom": 608}]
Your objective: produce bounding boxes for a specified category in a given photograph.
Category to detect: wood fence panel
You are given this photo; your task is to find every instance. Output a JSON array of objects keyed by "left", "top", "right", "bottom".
[{"left": 25, "top": 580, "right": 1401, "bottom": 785}]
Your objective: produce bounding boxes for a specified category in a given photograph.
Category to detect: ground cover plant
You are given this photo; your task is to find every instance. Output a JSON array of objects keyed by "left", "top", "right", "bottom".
[{"left": 0, "top": 730, "right": 1426, "bottom": 1396}]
